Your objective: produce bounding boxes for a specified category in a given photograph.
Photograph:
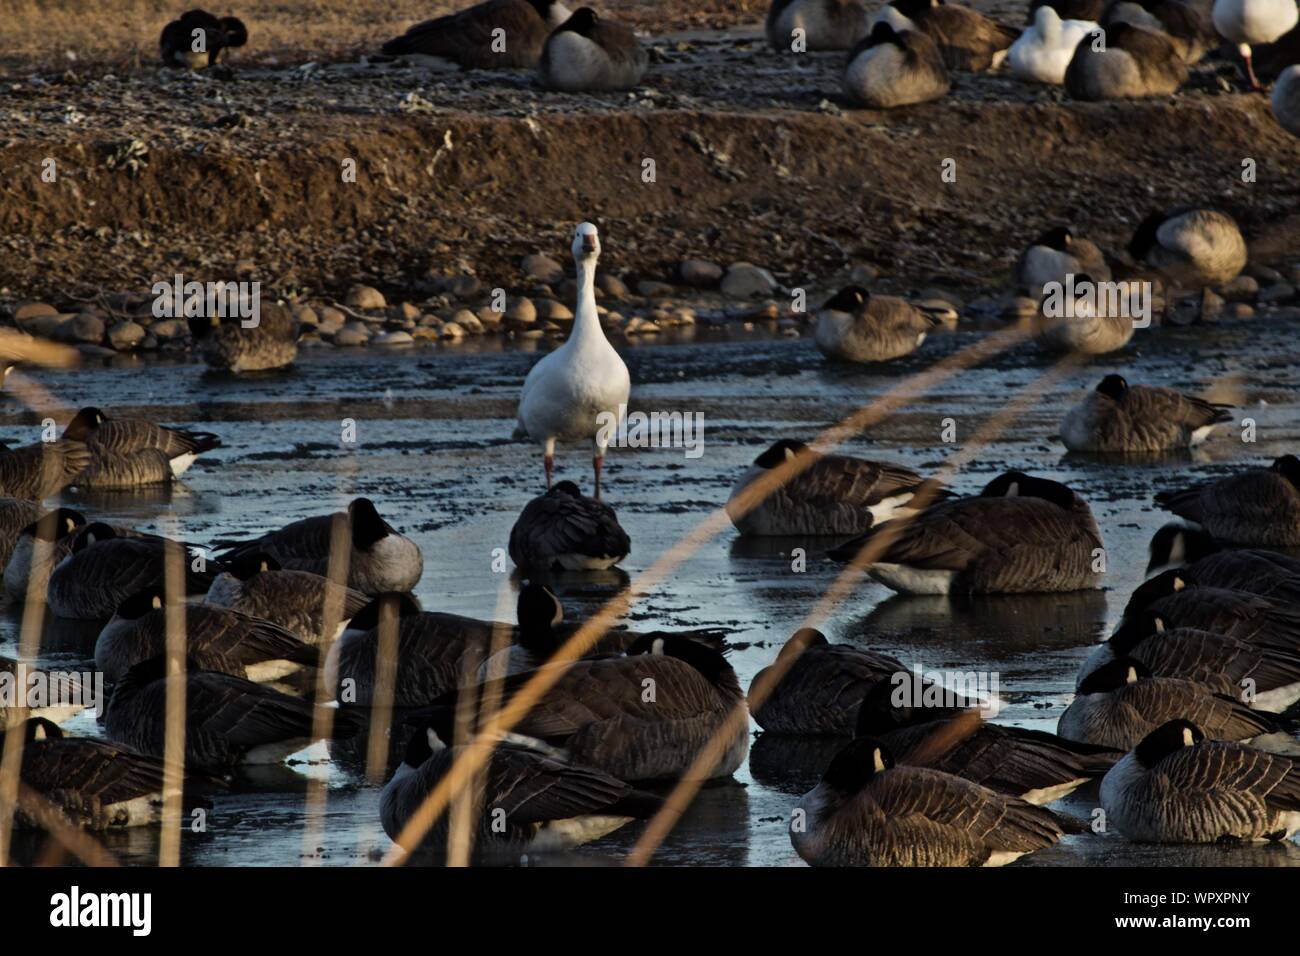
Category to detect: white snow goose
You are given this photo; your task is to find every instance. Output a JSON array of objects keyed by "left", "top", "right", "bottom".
[{"left": 1212, "top": 0, "right": 1299, "bottom": 88}]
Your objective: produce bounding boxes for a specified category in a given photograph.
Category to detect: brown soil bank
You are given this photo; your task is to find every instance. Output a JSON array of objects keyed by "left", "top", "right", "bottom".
[{"left": 3, "top": 44, "right": 1299, "bottom": 305}]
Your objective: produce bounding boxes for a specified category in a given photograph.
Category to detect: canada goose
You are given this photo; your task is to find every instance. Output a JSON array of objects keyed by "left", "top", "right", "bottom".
[
  {"left": 46, "top": 524, "right": 218, "bottom": 620},
  {"left": 767, "top": 0, "right": 871, "bottom": 50},
  {"left": 0, "top": 718, "right": 202, "bottom": 830},
  {"left": 1064, "top": 21, "right": 1188, "bottom": 99},
  {"left": 508, "top": 480, "right": 630, "bottom": 571},
  {"left": 477, "top": 582, "right": 570, "bottom": 679},
  {"left": 4, "top": 508, "right": 96, "bottom": 601},
  {"left": 513, "top": 223, "right": 630, "bottom": 500},
  {"left": 188, "top": 302, "right": 298, "bottom": 373},
  {"left": 1127, "top": 207, "right": 1247, "bottom": 291},
  {"left": 1155, "top": 455, "right": 1300, "bottom": 546},
  {"left": 380, "top": 712, "right": 661, "bottom": 854},
  {"left": 829, "top": 471, "right": 1103, "bottom": 594},
  {"left": 432, "top": 634, "right": 749, "bottom": 782},
  {"left": 1255, "top": 21, "right": 1300, "bottom": 81},
  {"left": 95, "top": 587, "right": 317, "bottom": 684},
  {"left": 104, "top": 656, "right": 361, "bottom": 774},
  {"left": 1013, "top": 226, "right": 1111, "bottom": 296},
  {"left": 1102, "top": 0, "right": 1219, "bottom": 64},
  {"left": 0, "top": 439, "right": 91, "bottom": 500},
  {"left": 749, "top": 629, "right": 930, "bottom": 735},
  {"left": 205, "top": 551, "right": 370, "bottom": 644},
  {"left": 872, "top": 0, "right": 1019, "bottom": 71},
  {"left": 1101, "top": 718, "right": 1300, "bottom": 843},
  {"left": 1146, "top": 523, "right": 1300, "bottom": 599},
  {"left": 1, "top": 658, "right": 88, "bottom": 727},
  {"left": 159, "top": 9, "right": 248, "bottom": 69},
  {"left": 1033, "top": 274, "right": 1139, "bottom": 355},
  {"left": 854, "top": 685, "right": 1120, "bottom": 804},
  {"left": 538, "top": 8, "right": 647, "bottom": 91},
  {"left": 1077, "top": 624, "right": 1300, "bottom": 712},
  {"left": 1114, "top": 568, "right": 1300, "bottom": 650},
  {"left": 62, "top": 406, "right": 221, "bottom": 485},
  {"left": 1059, "top": 658, "right": 1275, "bottom": 749},
  {"left": 727, "top": 439, "right": 947, "bottom": 537},
  {"left": 814, "top": 286, "right": 944, "bottom": 363},
  {"left": 212, "top": 497, "right": 423, "bottom": 595},
  {"left": 0, "top": 497, "right": 43, "bottom": 570},
  {"left": 791, "top": 737, "right": 1063, "bottom": 866},
  {"left": 1009, "top": 7, "right": 1101, "bottom": 85},
  {"left": 1060, "top": 374, "right": 1234, "bottom": 452},
  {"left": 1274, "top": 64, "right": 1300, "bottom": 135},
  {"left": 382, "top": 0, "right": 571, "bottom": 69},
  {"left": 1213, "top": 0, "right": 1299, "bottom": 88},
  {"left": 842, "top": 23, "right": 951, "bottom": 107},
  {"left": 1029, "top": 0, "right": 1108, "bottom": 21}
]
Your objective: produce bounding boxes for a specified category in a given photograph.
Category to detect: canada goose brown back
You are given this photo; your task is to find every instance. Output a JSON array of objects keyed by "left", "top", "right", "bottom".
[
  {"left": 508, "top": 480, "right": 630, "bottom": 570},
  {"left": 1101, "top": 0, "right": 1218, "bottom": 63},
  {"left": 767, "top": 0, "right": 872, "bottom": 50},
  {"left": 1060, "top": 374, "right": 1233, "bottom": 452},
  {"left": 205, "top": 554, "right": 370, "bottom": 644},
  {"left": 843, "top": 22, "right": 950, "bottom": 107},
  {"left": 382, "top": 0, "right": 569, "bottom": 69},
  {"left": 879, "top": 0, "right": 1019, "bottom": 71},
  {"left": 538, "top": 7, "right": 648, "bottom": 91},
  {"left": 0, "top": 440, "right": 91, "bottom": 499},
  {"left": 1065, "top": 21, "right": 1188, "bottom": 99},
  {"left": 189, "top": 302, "right": 298, "bottom": 373},
  {"left": 814, "top": 286, "right": 942, "bottom": 363},
  {"left": 1013, "top": 225, "right": 1111, "bottom": 295},
  {"left": 1155, "top": 456, "right": 1300, "bottom": 546},
  {"left": 1127, "top": 206, "right": 1247, "bottom": 288}
]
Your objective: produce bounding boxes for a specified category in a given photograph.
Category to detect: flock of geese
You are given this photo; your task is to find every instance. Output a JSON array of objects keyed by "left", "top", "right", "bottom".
[
  {"left": 3, "top": 218, "right": 1300, "bottom": 867},
  {"left": 161, "top": 0, "right": 1300, "bottom": 133}
]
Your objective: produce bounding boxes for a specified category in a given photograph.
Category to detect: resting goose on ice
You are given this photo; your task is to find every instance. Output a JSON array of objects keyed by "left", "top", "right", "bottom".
[
  {"left": 105, "top": 656, "right": 361, "bottom": 774},
  {"left": 159, "top": 9, "right": 248, "bottom": 69},
  {"left": 514, "top": 222, "right": 630, "bottom": 500},
  {"left": 1064, "top": 21, "right": 1188, "bottom": 98},
  {"left": 871, "top": 0, "right": 1019, "bottom": 71},
  {"left": 843, "top": 23, "right": 951, "bottom": 106},
  {"left": 1274, "top": 64, "right": 1300, "bottom": 134},
  {"left": 205, "top": 551, "right": 370, "bottom": 644},
  {"left": 1147, "top": 523, "right": 1300, "bottom": 599},
  {"left": 1, "top": 718, "right": 205, "bottom": 831},
  {"left": 0, "top": 439, "right": 91, "bottom": 500},
  {"left": 1155, "top": 455, "right": 1300, "bottom": 547},
  {"left": 212, "top": 497, "right": 424, "bottom": 595},
  {"left": 1101, "top": 718, "right": 1300, "bottom": 843},
  {"left": 829, "top": 471, "right": 1103, "bottom": 595},
  {"left": 726, "top": 438, "right": 947, "bottom": 537},
  {"left": 188, "top": 302, "right": 299, "bottom": 373},
  {"left": 1009, "top": 6, "right": 1101, "bottom": 85},
  {"left": 1014, "top": 226, "right": 1111, "bottom": 296},
  {"left": 814, "top": 286, "right": 945, "bottom": 363},
  {"left": 1058, "top": 658, "right": 1275, "bottom": 749},
  {"left": 1034, "top": 273, "right": 1139, "bottom": 355},
  {"left": 1212, "top": 0, "right": 1299, "bottom": 88},
  {"left": 382, "top": 0, "right": 572, "bottom": 69},
  {"left": 508, "top": 480, "right": 630, "bottom": 571},
  {"left": 766, "top": 0, "right": 871, "bottom": 50},
  {"left": 1059, "top": 374, "right": 1234, "bottom": 452},
  {"left": 538, "top": 8, "right": 648, "bottom": 91},
  {"left": 95, "top": 587, "right": 318, "bottom": 684},
  {"left": 1117, "top": 567, "right": 1300, "bottom": 646},
  {"left": 1128, "top": 206, "right": 1247, "bottom": 292},
  {"left": 1, "top": 659, "right": 88, "bottom": 727},
  {"left": 748, "top": 628, "right": 975, "bottom": 735},
  {"left": 791, "top": 737, "right": 1063, "bottom": 866},
  {"left": 1101, "top": 0, "right": 1219, "bottom": 64},
  {"left": 380, "top": 711, "right": 662, "bottom": 855},
  {"left": 61, "top": 406, "right": 221, "bottom": 487}
]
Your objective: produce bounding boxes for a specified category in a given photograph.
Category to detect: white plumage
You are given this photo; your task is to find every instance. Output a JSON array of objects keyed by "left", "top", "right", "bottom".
[{"left": 1010, "top": 7, "right": 1100, "bottom": 85}]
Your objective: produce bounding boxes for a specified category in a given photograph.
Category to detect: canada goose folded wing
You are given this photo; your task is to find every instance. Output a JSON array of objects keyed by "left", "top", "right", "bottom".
[
  {"left": 77, "top": 448, "right": 175, "bottom": 488},
  {"left": 1154, "top": 740, "right": 1300, "bottom": 806},
  {"left": 1190, "top": 552, "right": 1300, "bottom": 604},
  {"left": 1128, "top": 627, "right": 1300, "bottom": 692},
  {"left": 209, "top": 568, "right": 370, "bottom": 641},
  {"left": 1134, "top": 586, "right": 1300, "bottom": 649},
  {"left": 0, "top": 498, "right": 42, "bottom": 563},
  {"left": 1063, "top": 674, "right": 1274, "bottom": 747},
  {"left": 90, "top": 419, "right": 220, "bottom": 460},
  {"left": 750, "top": 640, "right": 907, "bottom": 734},
  {"left": 1156, "top": 459, "right": 1300, "bottom": 546},
  {"left": 1119, "top": 385, "right": 1234, "bottom": 433},
  {"left": 212, "top": 513, "right": 334, "bottom": 564},
  {"left": 382, "top": 0, "right": 549, "bottom": 67},
  {"left": 21, "top": 736, "right": 168, "bottom": 810},
  {"left": 48, "top": 534, "right": 217, "bottom": 620},
  {"left": 508, "top": 482, "right": 630, "bottom": 571},
  {"left": 789, "top": 455, "right": 935, "bottom": 509},
  {"left": 486, "top": 743, "right": 651, "bottom": 822},
  {"left": 0, "top": 441, "right": 91, "bottom": 499},
  {"left": 192, "top": 303, "right": 298, "bottom": 372},
  {"left": 333, "top": 612, "right": 492, "bottom": 706},
  {"left": 920, "top": 5, "right": 1019, "bottom": 71}
]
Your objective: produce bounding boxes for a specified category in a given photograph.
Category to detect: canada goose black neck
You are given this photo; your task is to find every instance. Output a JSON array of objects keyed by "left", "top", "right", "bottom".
[
  {"left": 866, "top": 20, "right": 903, "bottom": 48},
  {"left": 349, "top": 498, "right": 391, "bottom": 550},
  {"left": 218, "top": 15, "right": 248, "bottom": 47},
  {"left": 980, "top": 471, "right": 1077, "bottom": 510},
  {"left": 63, "top": 406, "right": 105, "bottom": 442},
  {"left": 1096, "top": 374, "right": 1129, "bottom": 399},
  {"left": 1128, "top": 209, "right": 1168, "bottom": 259},
  {"left": 525, "top": 0, "right": 558, "bottom": 20},
  {"left": 755, "top": 438, "right": 808, "bottom": 468},
  {"left": 228, "top": 550, "right": 282, "bottom": 580},
  {"left": 1272, "top": 455, "right": 1300, "bottom": 489},
  {"left": 549, "top": 480, "right": 583, "bottom": 499},
  {"left": 1077, "top": 656, "right": 1150, "bottom": 694},
  {"left": 188, "top": 316, "right": 215, "bottom": 340},
  {"left": 1147, "top": 523, "right": 1217, "bottom": 573},
  {"left": 892, "top": 0, "right": 940, "bottom": 17},
  {"left": 116, "top": 654, "right": 204, "bottom": 693},
  {"left": 22, "top": 716, "right": 64, "bottom": 743},
  {"left": 778, "top": 627, "right": 828, "bottom": 662},
  {"left": 516, "top": 581, "right": 563, "bottom": 654},
  {"left": 348, "top": 592, "right": 421, "bottom": 633},
  {"left": 822, "top": 738, "right": 893, "bottom": 797},
  {"left": 1125, "top": 568, "right": 1185, "bottom": 615},
  {"left": 72, "top": 522, "right": 117, "bottom": 553},
  {"left": 1036, "top": 226, "right": 1073, "bottom": 250},
  {"left": 629, "top": 634, "right": 734, "bottom": 689},
  {"left": 25, "top": 507, "right": 85, "bottom": 542},
  {"left": 1134, "top": 718, "right": 1203, "bottom": 768},
  {"left": 821, "top": 286, "right": 869, "bottom": 313},
  {"left": 115, "top": 588, "right": 166, "bottom": 620},
  {"left": 1108, "top": 608, "right": 1163, "bottom": 653},
  {"left": 557, "top": 6, "right": 598, "bottom": 35}
]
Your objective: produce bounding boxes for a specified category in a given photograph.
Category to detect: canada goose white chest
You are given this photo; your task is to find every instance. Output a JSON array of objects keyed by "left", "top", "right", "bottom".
[
  {"left": 539, "top": 8, "right": 648, "bottom": 91},
  {"left": 843, "top": 23, "right": 951, "bottom": 107}
]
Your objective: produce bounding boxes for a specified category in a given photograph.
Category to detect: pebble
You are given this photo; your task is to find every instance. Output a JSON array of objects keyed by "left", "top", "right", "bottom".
[
  {"left": 56, "top": 313, "right": 106, "bottom": 344},
  {"left": 1003, "top": 296, "right": 1039, "bottom": 321},
  {"left": 19, "top": 313, "right": 66, "bottom": 338},
  {"left": 477, "top": 307, "right": 504, "bottom": 329},
  {"left": 521, "top": 254, "right": 564, "bottom": 285},
  {"left": 395, "top": 302, "right": 421, "bottom": 322},
  {"left": 1246, "top": 263, "right": 1283, "bottom": 284},
  {"left": 598, "top": 275, "right": 629, "bottom": 299},
  {"left": 721, "top": 263, "right": 777, "bottom": 299},
  {"left": 536, "top": 299, "right": 573, "bottom": 322},
  {"left": 440, "top": 322, "right": 466, "bottom": 339},
  {"left": 637, "top": 280, "right": 675, "bottom": 299},
  {"left": 446, "top": 276, "right": 481, "bottom": 300},
  {"left": 1219, "top": 275, "right": 1258, "bottom": 302},
  {"left": 679, "top": 260, "right": 723, "bottom": 287},
  {"left": 345, "top": 285, "right": 385, "bottom": 311},
  {"left": 333, "top": 322, "right": 371, "bottom": 346},
  {"left": 1199, "top": 288, "right": 1224, "bottom": 321},
  {"left": 849, "top": 264, "right": 878, "bottom": 285},
  {"left": 151, "top": 318, "right": 189, "bottom": 340},
  {"left": 373, "top": 331, "right": 414, "bottom": 346},
  {"left": 293, "top": 304, "right": 319, "bottom": 328},
  {"left": 1228, "top": 303, "right": 1255, "bottom": 319},
  {"left": 107, "top": 320, "right": 146, "bottom": 350},
  {"left": 505, "top": 297, "right": 537, "bottom": 325},
  {"left": 14, "top": 302, "right": 57, "bottom": 321},
  {"left": 1259, "top": 283, "right": 1296, "bottom": 304}
]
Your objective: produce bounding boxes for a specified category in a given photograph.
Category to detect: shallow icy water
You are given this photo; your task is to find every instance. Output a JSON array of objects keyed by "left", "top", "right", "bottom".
[{"left": 5, "top": 312, "right": 1300, "bottom": 867}]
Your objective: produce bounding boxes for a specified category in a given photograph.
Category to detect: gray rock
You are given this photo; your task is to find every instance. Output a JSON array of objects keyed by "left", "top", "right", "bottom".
[
  {"left": 505, "top": 297, "right": 537, "bottom": 325},
  {"left": 14, "top": 302, "right": 58, "bottom": 321},
  {"left": 373, "top": 331, "right": 414, "bottom": 346},
  {"left": 637, "top": 280, "right": 675, "bottom": 299},
  {"left": 150, "top": 318, "right": 189, "bottom": 340},
  {"left": 345, "top": 285, "right": 386, "bottom": 311},
  {"left": 1218, "top": 275, "right": 1258, "bottom": 302},
  {"left": 597, "top": 275, "right": 628, "bottom": 300},
  {"left": 721, "top": 263, "right": 777, "bottom": 299},
  {"left": 333, "top": 322, "right": 371, "bottom": 346},
  {"left": 446, "top": 276, "right": 481, "bottom": 300},
  {"left": 317, "top": 306, "right": 346, "bottom": 334},
  {"left": 107, "top": 320, "right": 147, "bottom": 350},
  {"left": 293, "top": 304, "right": 319, "bottom": 328},
  {"left": 680, "top": 259, "right": 723, "bottom": 287},
  {"left": 1246, "top": 263, "right": 1283, "bottom": 284},
  {"left": 56, "top": 313, "right": 106, "bottom": 344},
  {"left": 1200, "top": 288, "right": 1225, "bottom": 321},
  {"left": 537, "top": 299, "right": 573, "bottom": 322},
  {"left": 1259, "top": 283, "right": 1296, "bottom": 304},
  {"left": 522, "top": 254, "right": 564, "bottom": 285}
]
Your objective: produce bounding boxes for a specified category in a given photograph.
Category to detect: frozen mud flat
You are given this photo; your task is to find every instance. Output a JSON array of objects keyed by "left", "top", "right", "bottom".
[{"left": 4, "top": 312, "right": 1300, "bottom": 866}]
